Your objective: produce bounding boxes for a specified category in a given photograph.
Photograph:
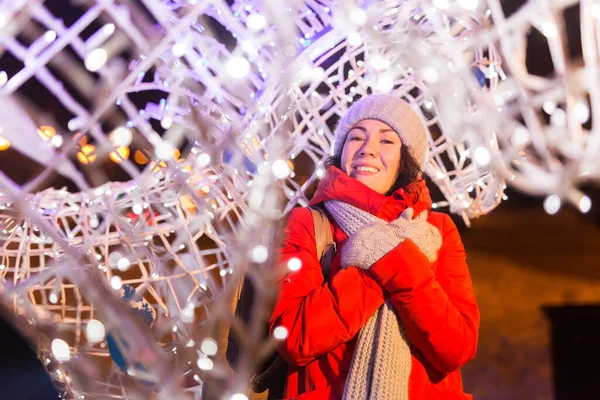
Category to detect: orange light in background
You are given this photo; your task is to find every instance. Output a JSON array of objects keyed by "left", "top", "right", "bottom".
[
  {"left": 134, "top": 150, "right": 150, "bottom": 165},
  {"left": 0, "top": 137, "right": 10, "bottom": 151},
  {"left": 180, "top": 194, "right": 197, "bottom": 215},
  {"left": 173, "top": 148, "right": 181, "bottom": 160},
  {"left": 77, "top": 144, "right": 97, "bottom": 164},
  {"left": 109, "top": 146, "right": 130, "bottom": 163},
  {"left": 37, "top": 126, "right": 56, "bottom": 141}
]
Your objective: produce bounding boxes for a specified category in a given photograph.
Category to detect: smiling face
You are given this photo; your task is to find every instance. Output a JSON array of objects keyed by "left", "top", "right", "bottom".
[{"left": 340, "top": 119, "right": 402, "bottom": 195}]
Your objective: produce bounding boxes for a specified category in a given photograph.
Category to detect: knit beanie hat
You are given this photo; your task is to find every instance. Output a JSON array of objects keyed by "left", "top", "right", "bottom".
[{"left": 332, "top": 95, "right": 429, "bottom": 167}]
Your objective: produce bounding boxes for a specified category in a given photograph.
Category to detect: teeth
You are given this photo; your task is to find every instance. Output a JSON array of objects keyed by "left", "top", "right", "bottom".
[{"left": 355, "top": 166, "right": 378, "bottom": 173}]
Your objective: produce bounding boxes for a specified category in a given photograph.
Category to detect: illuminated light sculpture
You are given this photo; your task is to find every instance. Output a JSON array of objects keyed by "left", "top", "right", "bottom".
[{"left": 1, "top": 0, "right": 597, "bottom": 398}]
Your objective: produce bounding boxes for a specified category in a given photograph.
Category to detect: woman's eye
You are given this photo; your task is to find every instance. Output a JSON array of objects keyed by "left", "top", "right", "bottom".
[
  {"left": 381, "top": 140, "right": 394, "bottom": 144},
  {"left": 350, "top": 136, "right": 363, "bottom": 141}
]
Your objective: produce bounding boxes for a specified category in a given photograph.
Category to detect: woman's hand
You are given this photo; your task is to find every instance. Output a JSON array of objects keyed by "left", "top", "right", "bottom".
[
  {"left": 390, "top": 209, "right": 442, "bottom": 262},
  {"left": 341, "top": 208, "right": 442, "bottom": 269}
]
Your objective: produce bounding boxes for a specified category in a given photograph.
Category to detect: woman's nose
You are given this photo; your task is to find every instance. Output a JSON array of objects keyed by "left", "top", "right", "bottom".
[{"left": 359, "top": 139, "right": 378, "bottom": 157}]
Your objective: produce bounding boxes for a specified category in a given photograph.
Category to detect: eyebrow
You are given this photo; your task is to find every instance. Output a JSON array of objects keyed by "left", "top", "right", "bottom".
[{"left": 349, "top": 126, "right": 396, "bottom": 134}]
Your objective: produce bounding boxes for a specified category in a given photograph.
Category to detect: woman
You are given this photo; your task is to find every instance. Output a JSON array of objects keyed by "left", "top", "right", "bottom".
[{"left": 270, "top": 94, "right": 479, "bottom": 399}]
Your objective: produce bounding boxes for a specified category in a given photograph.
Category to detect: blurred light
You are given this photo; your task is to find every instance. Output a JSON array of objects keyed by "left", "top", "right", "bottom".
[
  {"left": 161, "top": 115, "right": 173, "bottom": 129},
  {"left": 592, "top": 4, "right": 600, "bottom": 19},
  {"left": 272, "top": 159, "right": 291, "bottom": 179},
  {"left": 43, "top": 30, "right": 57, "bottom": 43},
  {"left": 117, "top": 257, "right": 130, "bottom": 271},
  {"left": 134, "top": 150, "right": 150, "bottom": 165},
  {"left": 250, "top": 245, "right": 268, "bottom": 263},
  {"left": 246, "top": 14, "right": 266, "bottom": 30},
  {"left": 200, "top": 338, "right": 218, "bottom": 356},
  {"left": 0, "top": 71, "right": 7, "bottom": 87},
  {"left": 86, "top": 320, "right": 106, "bottom": 344},
  {"left": 49, "top": 292, "right": 58, "bottom": 304},
  {"left": 197, "top": 357, "right": 213, "bottom": 370},
  {"left": 347, "top": 32, "right": 363, "bottom": 47},
  {"left": 226, "top": 57, "right": 250, "bottom": 79},
  {"left": 67, "top": 117, "right": 82, "bottom": 131},
  {"left": 110, "top": 276, "right": 123, "bottom": 290},
  {"left": 171, "top": 41, "right": 188, "bottom": 57},
  {"left": 473, "top": 147, "right": 491, "bottom": 166},
  {"left": 574, "top": 100, "right": 590, "bottom": 123},
  {"left": 349, "top": 8, "right": 367, "bottom": 26},
  {"left": 316, "top": 168, "right": 325, "bottom": 178},
  {"left": 77, "top": 144, "right": 97, "bottom": 164},
  {"left": 421, "top": 67, "right": 440, "bottom": 83},
  {"left": 511, "top": 126, "right": 530, "bottom": 148},
  {"left": 85, "top": 48, "right": 108, "bottom": 72},
  {"left": 109, "top": 146, "right": 130, "bottom": 163},
  {"left": 231, "top": 394, "right": 248, "bottom": 400},
  {"left": 369, "top": 55, "right": 389, "bottom": 71},
  {"left": 132, "top": 203, "right": 143, "bottom": 215},
  {"left": 37, "top": 126, "right": 56, "bottom": 141},
  {"left": 51, "top": 339, "right": 70, "bottom": 361},
  {"left": 287, "top": 257, "right": 302, "bottom": 271},
  {"left": 375, "top": 74, "right": 394, "bottom": 93},
  {"left": 579, "top": 195, "right": 592, "bottom": 213},
  {"left": 543, "top": 195, "right": 561, "bottom": 215},
  {"left": 50, "top": 134, "right": 63, "bottom": 147},
  {"left": 195, "top": 153, "right": 211, "bottom": 168},
  {"left": 273, "top": 326, "right": 288, "bottom": 340},
  {"left": 156, "top": 141, "right": 174, "bottom": 161},
  {"left": 457, "top": 0, "right": 479, "bottom": 10},
  {"left": 0, "top": 136, "right": 10, "bottom": 151},
  {"left": 110, "top": 126, "right": 132, "bottom": 147},
  {"left": 542, "top": 101, "right": 556, "bottom": 114}
]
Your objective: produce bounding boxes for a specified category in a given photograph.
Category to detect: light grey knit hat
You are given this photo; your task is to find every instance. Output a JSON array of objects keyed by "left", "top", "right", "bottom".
[{"left": 332, "top": 95, "right": 428, "bottom": 167}]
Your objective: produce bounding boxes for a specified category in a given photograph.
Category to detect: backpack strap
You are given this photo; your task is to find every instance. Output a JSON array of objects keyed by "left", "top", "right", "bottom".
[{"left": 308, "top": 206, "right": 336, "bottom": 281}]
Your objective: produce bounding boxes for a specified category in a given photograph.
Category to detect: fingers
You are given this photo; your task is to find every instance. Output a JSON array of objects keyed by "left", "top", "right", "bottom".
[{"left": 416, "top": 210, "right": 428, "bottom": 221}]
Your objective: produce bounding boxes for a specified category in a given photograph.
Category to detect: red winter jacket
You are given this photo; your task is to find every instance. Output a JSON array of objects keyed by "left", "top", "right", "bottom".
[{"left": 270, "top": 166, "right": 479, "bottom": 399}]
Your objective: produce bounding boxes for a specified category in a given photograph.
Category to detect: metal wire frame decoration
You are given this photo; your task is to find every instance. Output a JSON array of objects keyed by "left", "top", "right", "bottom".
[{"left": 0, "top": 0, "right": 598, "bottom": 399}]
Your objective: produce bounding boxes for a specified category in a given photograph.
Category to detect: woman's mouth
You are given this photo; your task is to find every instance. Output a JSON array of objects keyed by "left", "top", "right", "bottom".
[{"left": 353, "top": 165, "right": 380, "bottom": 175}]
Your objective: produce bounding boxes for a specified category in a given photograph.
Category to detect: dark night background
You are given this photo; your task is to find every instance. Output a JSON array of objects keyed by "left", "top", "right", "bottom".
[{"left": 1, "top": 0, "right": 600, "bottom": 399}]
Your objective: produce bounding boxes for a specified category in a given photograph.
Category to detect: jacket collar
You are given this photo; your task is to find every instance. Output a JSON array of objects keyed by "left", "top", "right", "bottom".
[{"left": 308, "top": 165, "right": 432, "bottom": 222}]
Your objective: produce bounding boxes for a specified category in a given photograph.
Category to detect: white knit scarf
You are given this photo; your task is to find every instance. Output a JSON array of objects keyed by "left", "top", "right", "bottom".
[{"left": 324, "top": 200, "right": 412, "bottom": 400}]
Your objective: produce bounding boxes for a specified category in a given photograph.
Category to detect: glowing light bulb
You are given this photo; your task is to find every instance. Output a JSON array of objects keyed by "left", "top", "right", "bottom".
[
  {"left": 349, "top": 8, "right": 367, "bottom": 26},
  {"left": 246, "top": 14, "right": 266, "bottom": 30},
  {"left": 273, "top": 326, "right": 288, "bottom": 340},
  {"left": 375, "top": 73, "right": 394, "bottom": 93},
  {"left": 50, "top": 134, "right": 63, "bottom": 147},
  {"left": 51, "top": 339, "right": 71, "bottom": 361},
  {"left": 110, "top": 127, "right": 132, "bottom": 147},
  {"left": 511, "top": 126, "right": 530, "bottom": 148},
  {"left": 226, "top": 57, "right": 250, "bottom": 79},
  {"left": 117, "top": 257, "right": 130, "bottom": 271},
  {"left": 201, "top": 338, "right": 218, "bottom": 356},
  {"left": 155, "top": 141, "right": 174, "bottom": 161},
  {"left": 195, "top": 152, "right": 211, "bottom": 168},
  {"left": 86, "top": 320, "right": 106, "bottom": 343},
  {"left": 49, "top": 292, "right": 58, "bottom": 304},
  {"left": 421, "top": 66, "right": 440, "bottom": 84},
  {"left": 84, "top": 48, "right": 108, "bottom": 72},
  {"left": 110, "top": 276, "right": 123, "bottom": 290},
  {"left": 272, "top": 159, "right": 291, "bottom": 179},
  {"left": 574, "top": 100, "right": 590, "bottom": 123},
  {"left": 197, "top": 357, "right": 213, "bottom": 370},
  {"left": 172, "top": 41, "right": 188, "bottom": 57},
  {"left": 287, "top": 257, "right": 302, "bottom": 271},
  {"left": 579, "top": 195, "right": 591, "bottom": 213},
  {"left": 543, "top": 195, "right": 561, "bottom": 215},
  {"left": 473, "top": 147, "right": 491, "bottom": 166},
  {"left": 0, "top": 136, "right": 10, "bottom": 151},
  {"left": 250, "top": 245, "right": 268, "bottom": 263},
  {"left": 44, "top": 30, "right": 57, "bottom": 43},
  {"left": 550, "top": 108, "right": 566, "bottom": 127}
]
